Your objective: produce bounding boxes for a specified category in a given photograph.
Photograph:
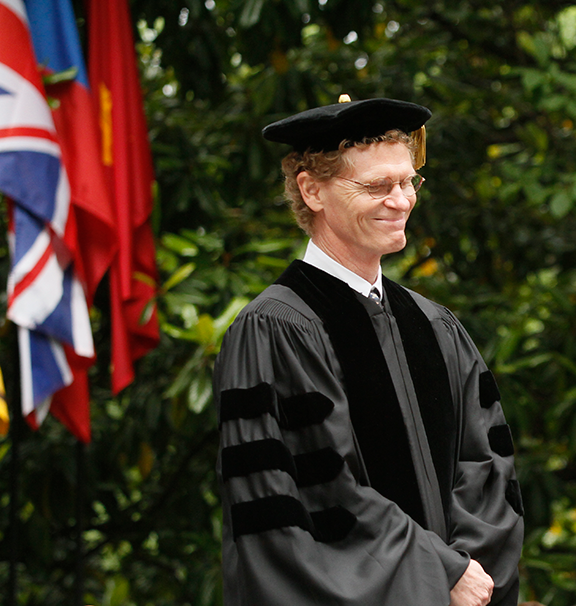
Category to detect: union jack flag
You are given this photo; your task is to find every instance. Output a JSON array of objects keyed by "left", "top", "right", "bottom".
[{"left": 0, "top": 0, "right": 95, "bottom": 435}]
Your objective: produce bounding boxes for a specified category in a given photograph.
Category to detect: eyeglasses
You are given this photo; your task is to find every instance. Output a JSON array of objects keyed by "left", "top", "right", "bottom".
[{"left": 337, "top": 174, "right": 425, "bottom": 199}]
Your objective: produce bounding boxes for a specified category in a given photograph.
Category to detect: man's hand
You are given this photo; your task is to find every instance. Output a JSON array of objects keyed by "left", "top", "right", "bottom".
[{"left": 450, "top": 559, "right": 494, "bottom": 606}]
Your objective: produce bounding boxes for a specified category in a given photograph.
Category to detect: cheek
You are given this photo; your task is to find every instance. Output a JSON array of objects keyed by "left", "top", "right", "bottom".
[{"left": 326, "top": 196, "right": 364, "bottom": 223}]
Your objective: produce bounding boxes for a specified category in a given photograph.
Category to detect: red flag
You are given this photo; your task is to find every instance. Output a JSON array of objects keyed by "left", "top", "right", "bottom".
[
  {"left": 26, "top": 0, "right": 118, "bottom": 442},
  {"left": 87, "top": 0, "right": 159, "bottom": 393}
]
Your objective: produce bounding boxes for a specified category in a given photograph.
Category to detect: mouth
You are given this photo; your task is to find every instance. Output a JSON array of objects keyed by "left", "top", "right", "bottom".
[{"left": 373, "top": 216, "right": 405, "bottom": 223}]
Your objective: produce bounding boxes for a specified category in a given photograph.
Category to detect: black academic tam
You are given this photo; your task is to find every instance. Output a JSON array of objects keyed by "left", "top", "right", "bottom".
[{"left": 262, "top": 97, "right": 432, "bottom": 153}]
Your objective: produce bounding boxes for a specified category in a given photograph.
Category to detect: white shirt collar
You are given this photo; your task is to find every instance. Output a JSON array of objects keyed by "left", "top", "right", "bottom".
[{"left": 302, "top": 240, "right": 383, "bottom": 300}]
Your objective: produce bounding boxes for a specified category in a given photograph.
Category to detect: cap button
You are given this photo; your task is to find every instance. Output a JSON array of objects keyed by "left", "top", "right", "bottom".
[{"left": 338, "top": 94, "right": 351, "bottom": 103}]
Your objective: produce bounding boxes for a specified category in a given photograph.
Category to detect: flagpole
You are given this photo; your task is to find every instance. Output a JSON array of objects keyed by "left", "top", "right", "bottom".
[
  {"left": 7, "top": 327, "right": 21, "bottom": 606},
  {"left": 74, "top": 440, "right": 86, "bottom": 606}
]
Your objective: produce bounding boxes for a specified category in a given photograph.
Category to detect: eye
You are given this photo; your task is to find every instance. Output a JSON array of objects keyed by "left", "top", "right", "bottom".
[{"left": 367, "top": 177, "right": 393, "bottom": 198}]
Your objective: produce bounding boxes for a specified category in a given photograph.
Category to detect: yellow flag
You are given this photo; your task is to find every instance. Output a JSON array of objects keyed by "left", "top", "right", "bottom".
[{"left": 0, "top": 366, "right": 8, "bottom": 437}]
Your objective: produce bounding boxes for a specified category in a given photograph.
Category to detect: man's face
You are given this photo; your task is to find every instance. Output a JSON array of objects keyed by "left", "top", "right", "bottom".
[{"left": 309, "top": 142, "right": 418, "bottom": 268}]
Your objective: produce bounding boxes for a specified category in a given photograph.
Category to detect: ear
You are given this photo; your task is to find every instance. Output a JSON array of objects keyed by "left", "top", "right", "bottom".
[{"left": 297, "top": 171, "right": 324, "bottom": 212}]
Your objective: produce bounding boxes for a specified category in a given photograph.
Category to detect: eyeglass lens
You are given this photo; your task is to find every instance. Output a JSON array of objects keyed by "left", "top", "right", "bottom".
[{"left": 367, "top": 175, "right": 424, "bottom": 198}]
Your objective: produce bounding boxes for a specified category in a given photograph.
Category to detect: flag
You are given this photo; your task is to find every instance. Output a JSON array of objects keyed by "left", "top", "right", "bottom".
[
  {"left": 0, "top": 0, "right": 114, "bottom": 442},
  {"left": 87, "top": 0, "right": 159, "bottom": 393},
  {"left": 25, "top": 0, "right": 116, "bottom": 305},
  {"left": 0, "top": 365, "right": 8, "bottom": 437},
  {"left": 0, "top": 0, "right": 92, "bottom": 437},
  {"left": 25, "top": 0, "right": 118, "bottom": 440}
]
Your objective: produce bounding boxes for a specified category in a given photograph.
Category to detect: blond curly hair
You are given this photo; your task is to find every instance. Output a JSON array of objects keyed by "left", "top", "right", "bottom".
[{"left": 281, "top": 130, "right": 416, "bottom": 236}]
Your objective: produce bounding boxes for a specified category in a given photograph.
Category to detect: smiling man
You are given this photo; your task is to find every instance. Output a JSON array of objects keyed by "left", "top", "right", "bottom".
[{"left": 213, "top": 98, "right": 524, "bottom": 606}]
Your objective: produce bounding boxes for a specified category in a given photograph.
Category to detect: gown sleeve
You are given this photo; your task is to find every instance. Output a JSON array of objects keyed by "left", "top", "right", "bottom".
[
  {"left": 435, "top": 306, "right": 524, "bottom": 606},
  {"left": 214, "top": 294, "right": 471, "bottom": 606}
]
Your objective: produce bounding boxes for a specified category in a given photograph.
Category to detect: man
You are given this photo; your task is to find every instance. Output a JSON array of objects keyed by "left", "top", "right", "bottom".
[{"left": 213, "top": 97, "right": 524, "bottom": 606}]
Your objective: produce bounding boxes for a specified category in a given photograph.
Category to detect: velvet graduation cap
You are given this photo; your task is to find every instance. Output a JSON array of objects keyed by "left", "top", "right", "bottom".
[{"left": 262, "top": 95, "right": 432, "bottom": 168}]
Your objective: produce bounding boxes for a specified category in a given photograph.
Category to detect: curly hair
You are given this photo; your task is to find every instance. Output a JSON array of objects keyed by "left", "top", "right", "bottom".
[{"left": 281, "top": 130, "right": 416, "bottom": 236}]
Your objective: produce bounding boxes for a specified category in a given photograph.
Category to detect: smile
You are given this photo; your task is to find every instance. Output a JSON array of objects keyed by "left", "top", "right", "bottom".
[{"left": 373, "top": 216, "right": 405, "bottom": 223}]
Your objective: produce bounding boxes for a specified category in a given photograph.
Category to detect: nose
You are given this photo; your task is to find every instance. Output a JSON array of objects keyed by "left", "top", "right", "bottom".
[{"left": 383, "top": 183, "right": 412, "bottom": 210}]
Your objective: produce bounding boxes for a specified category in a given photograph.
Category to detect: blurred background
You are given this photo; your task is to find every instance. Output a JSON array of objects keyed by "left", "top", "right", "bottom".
[{"left": 1, "top": 0, "right": 576, "bottom": 604}]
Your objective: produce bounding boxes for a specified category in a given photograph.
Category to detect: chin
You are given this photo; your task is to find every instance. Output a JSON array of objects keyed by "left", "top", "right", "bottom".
[{"left": 380, "top": 236, "right": 407, "bottom": 256}]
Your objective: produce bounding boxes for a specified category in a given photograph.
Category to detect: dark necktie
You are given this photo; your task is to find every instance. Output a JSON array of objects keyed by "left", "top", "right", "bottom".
[{"left": 369, "top": 287, "right": 381, "bottom": 304}]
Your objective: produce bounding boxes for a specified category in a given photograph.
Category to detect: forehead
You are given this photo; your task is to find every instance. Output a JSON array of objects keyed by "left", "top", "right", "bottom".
[{"left": 342, "top": 141, "right": 413, "bottom": 177}]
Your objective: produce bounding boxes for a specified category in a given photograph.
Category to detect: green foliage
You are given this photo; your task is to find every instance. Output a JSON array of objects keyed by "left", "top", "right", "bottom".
[{"left": 2, "top": 0, "right": 576, "bottom": 604}]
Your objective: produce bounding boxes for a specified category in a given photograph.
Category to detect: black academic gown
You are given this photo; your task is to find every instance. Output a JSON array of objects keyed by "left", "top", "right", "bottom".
[{"left": 213, "top": 261, "right": 524, "bottom": 606}]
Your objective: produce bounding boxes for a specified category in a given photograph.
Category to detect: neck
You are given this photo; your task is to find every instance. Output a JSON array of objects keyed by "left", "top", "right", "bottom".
[{"left": 311, "top": 237, "right": 381, "bottom": 284}]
